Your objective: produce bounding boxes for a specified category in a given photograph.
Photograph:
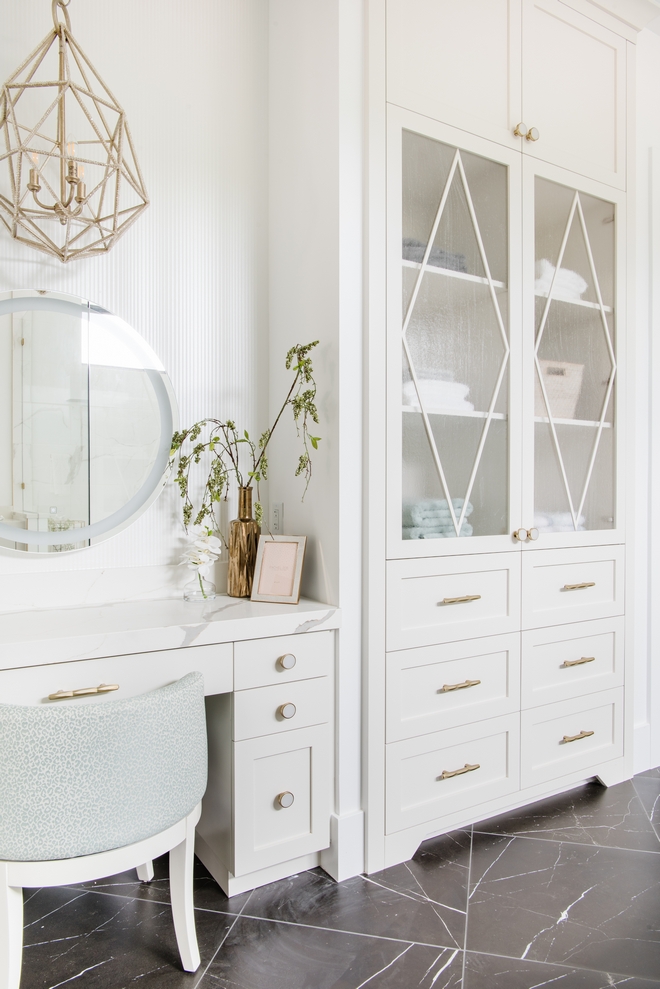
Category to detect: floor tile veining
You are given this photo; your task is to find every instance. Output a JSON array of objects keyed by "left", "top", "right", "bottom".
[{"left": 19, "top": 768, "right": 660, "bottom": 988}]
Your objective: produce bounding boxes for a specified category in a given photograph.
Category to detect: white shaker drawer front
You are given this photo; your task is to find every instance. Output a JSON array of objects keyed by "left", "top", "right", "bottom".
[
  {"left": 233, "top": 676, "right": 330, "bottom": 741},
  {"left": 233, "top": 724, "right": 331, "bottom": 876},
  {"left": 386, "top": 714, "right": 520, "bottom": 834},
  {"left": 522, "top": 546, "right": 624, "bottom": 629},
  {"left": 233, "top": 631, "right": 333, "bottom": 690},
  {"left": 0, "top": 642, "right": 233, "bottom": 706},
  {"left": 387, "top": 554, "right": 521, "bottom": 651},
  {"left": 520, "top": 688, "right": 623, "bottom": 788},
  {"left": 386, "top": 634, "right": 520, "bottom": 742},
  {"left": 522, "top": 619, "right": 624, "bottom": 709}
]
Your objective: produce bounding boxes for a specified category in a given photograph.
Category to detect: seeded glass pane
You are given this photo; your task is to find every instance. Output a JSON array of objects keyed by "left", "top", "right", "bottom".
[
  {"left": 401, "top": 131, "right": 509, "bottom": 540},
  {"left": 534, "top": 177, "right": 616, "bottom": 532}
]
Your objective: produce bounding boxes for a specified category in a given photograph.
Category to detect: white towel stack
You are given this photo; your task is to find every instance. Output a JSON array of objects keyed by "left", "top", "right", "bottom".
[
  {"left": 403, "top": 498, "right": 474, "bottom": 539},
  {"left": 402, "top": 378, "right": 474, "bottom": 414},
  {"left": 534, "top": 259, "right": 588, "bottom": 301},
  {"left": 534, "top": 511, "right": 586, "bottom": 533}
]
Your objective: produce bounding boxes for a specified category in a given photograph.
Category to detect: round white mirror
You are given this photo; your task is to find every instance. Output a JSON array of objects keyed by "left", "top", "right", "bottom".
[{"left": 0, "top": 290, "right": 177, "bottom": 553}]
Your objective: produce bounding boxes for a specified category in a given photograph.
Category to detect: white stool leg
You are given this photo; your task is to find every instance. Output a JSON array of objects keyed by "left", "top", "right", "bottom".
[
  {"left": 169, "top": 812, "right": 200, "bottom": 973},
  {"left": 0, "top": 864, "right": 24, "bottom": 989},
  {"left": 136, "top": 861, "right": 154, "bottom": 883}
]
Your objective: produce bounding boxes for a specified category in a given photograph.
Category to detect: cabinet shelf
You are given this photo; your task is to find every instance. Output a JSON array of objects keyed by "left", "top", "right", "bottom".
[
  {"left": 534, "top": 416, "right": 612, "bottom": 429},
  {"left": 402, "top": 258, "right": 506, "bottom": 290},
  {"left": 402, "top": 405, "right": 507, "bottom": 421},
  {"left": 534, "top": 290, "right": 612, "bottom": 314}
]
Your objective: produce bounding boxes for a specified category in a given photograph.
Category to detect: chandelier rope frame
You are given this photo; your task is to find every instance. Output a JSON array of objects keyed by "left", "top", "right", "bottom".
[{"left": 0, "top": 0, "right": 149, "bottom": 262}]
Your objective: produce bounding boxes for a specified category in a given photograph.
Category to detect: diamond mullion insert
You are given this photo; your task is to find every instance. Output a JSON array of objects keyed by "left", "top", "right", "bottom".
[
  {"left": 534, "top": 188, "right": 616, "bottom": 532},
  {"left": 402, "top": 146, "right": 510, "bottom": 537}
]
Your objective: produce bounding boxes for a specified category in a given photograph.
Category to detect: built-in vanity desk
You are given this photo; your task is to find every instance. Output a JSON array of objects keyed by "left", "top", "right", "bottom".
[{"left": 0, "top": 596, "right": 340, "bottom": 896}]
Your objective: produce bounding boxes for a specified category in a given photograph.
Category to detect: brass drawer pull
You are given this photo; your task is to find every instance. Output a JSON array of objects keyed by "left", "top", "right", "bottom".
[
  {"left": 277, "top": 653, "right": 297, "bottom": 671},
  {"left": 439, "top": 678, "right": 482, "bottom": 693},
  {"left": 276, "top": 791, "right": 295, "bottom": 809},
  {"left": 437, "top": 762, "right": 480, "bottom": 781},
  {"left": 561, "top": 656, "right": 596, "bottom": 668},
  {"left": 277, "top": 702, "right": 297, "bottom": 720},
  {"left": 48, "top": 683, "right": 119, "bottom": 701},
  {"left": 562, "top": 730, "right": 594, "bottom": 744},
  {"left": 440, "top": 594, "right": 482, "bottom": 606},
  {"left": 562, "top": 582, "right": 596, "bottom": 591}
]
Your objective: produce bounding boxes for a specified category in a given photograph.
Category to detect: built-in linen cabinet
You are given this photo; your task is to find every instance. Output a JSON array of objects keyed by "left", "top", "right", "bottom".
[{"left": 368, "top": 0, "right": 632, "bottom": 871}]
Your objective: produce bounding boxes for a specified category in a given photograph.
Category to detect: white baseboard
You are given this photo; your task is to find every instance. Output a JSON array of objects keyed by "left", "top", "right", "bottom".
[{"left": 320, "top": 810, "right": 364, "bottom": 882}]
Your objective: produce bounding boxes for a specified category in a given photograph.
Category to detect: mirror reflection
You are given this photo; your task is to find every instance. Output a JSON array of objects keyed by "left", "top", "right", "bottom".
[{"left": 0, "top": 291, "right": 176, "bottom": 553}]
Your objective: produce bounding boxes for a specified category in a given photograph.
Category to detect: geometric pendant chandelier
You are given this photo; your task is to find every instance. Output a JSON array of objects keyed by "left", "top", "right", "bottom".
[{"left": 0, "top": 0, "right": 148, "bottom": 263}]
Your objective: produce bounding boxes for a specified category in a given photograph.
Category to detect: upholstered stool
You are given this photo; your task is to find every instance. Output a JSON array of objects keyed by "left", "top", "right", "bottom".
[{"left": 0, "top": 671, "right": 208, "bottom": 989}]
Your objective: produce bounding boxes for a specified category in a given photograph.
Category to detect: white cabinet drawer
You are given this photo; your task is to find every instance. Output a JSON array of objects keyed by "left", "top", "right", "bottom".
[
  {"left": 522, "top": 546, "right": 624, "bottom": 629},
  {"left": 386, "top": 634, "right": 520, "bottom": 742},
  {"left": 0, "top": 642, "right": 233, "bottom": 705},
  {"left": 233, "top": 676, "right": 330, "bottom": 741},
  {"left": 387, "top": 554, "right": 521, "bottom": 650},
  {"left": 233, "top": 724, "right": 331, "bottom": 876},
  {"left": 385, "top": 714, "right": 520, "bottom": 833},
  {"left": 520, "top": 688, "right": 623, "bottom": 788},
  {"left": 522, "top": 618, "right": 624, "bottom": 709},
  {"left": 233, "top": 631, "right": 333, "bottom": 689}
]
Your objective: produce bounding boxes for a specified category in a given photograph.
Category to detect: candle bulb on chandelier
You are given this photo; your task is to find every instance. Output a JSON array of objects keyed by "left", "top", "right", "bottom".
[
  {"left": 28, "top": 152, "right": 40, "bottom": 192},
  {"left": 75, "top": 164, "right": 86, "bottom": 203}
]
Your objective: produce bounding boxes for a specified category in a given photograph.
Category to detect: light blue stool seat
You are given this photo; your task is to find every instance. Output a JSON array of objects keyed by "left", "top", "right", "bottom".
[{"left": 0, "top": 672, "right": 208, "bottom": 988}]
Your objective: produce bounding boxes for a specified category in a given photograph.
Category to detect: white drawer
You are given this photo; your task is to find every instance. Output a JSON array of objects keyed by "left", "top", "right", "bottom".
[
  {"left": 386, "top": 634, "right": 520, "bottom": 742},
  {"left": 522, "top": 546, "right": 624, "bottom": 629},
  {"left": 522, "top": 618, "right": 624, "bottom": 709},
  {"left": 520, "top": 688, "right": 623, "bottom": 788},
  {"left": 233, "top": 676, "right": 330, "bottom": 741},
  {"left": 0, "top": 642, "right": 233, "bottom": 705},
  {"left": 385, "top": 714, "right": 520, "bottom": 833},
  {"left": 233, "top": 723, "right": 331, "bottom": 876},
  {"left": 233, "top": 631, "right": 333, "bottom": 689},
  {"left": 387, "top": 554, "right": 521, "bottom": 650}
]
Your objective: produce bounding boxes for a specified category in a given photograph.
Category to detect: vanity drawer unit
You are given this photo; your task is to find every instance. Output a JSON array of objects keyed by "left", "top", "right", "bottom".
[
  {"left": 233, "top": 724, "right": 331, "bottom": 875},
  {"left": 0, "top": 642, "right": 233, "bottom": 706},
  {"left": 385, "top": 714, "right": 520, "bottom": 833},
  {"left": 386, "top": 633, "right": 520, "bottom": 741},
  {"left": 521, "top": 618, "right": 624, "bottom": 709},
  {"left": 522, "top": 546, "right": 624, "bottom": 630},
  {"left": 233, "top": 676, "right": 331, "bottom": 741},
  {"left": 386, "top": 554, "right": 521, "bottom": 651},
  {"left": 520, "top": 688, "right": 623, "bottom": 788},
  {"left": 234, "top": 631, "right": 333, "bottom": 689}
]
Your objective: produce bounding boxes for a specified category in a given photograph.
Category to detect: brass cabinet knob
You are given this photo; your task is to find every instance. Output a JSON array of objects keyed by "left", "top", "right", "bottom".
[
  {"left": 526, "top": 527, "right": 539, "bottom": 541},
  {"left": 277, "top": 653, "right": 297, "bottom": 671},
  {"left": 278, "top": 702, "right": 297, "bottom": 720},
  {"left": 513, "top": 528, "right": 527, "bottom": 541},
  {"left": 277, "top": 791, "right": 295, "bottom": 808},
  {"left": 514, "top": 122, "right": 539, "bottom": 142}
]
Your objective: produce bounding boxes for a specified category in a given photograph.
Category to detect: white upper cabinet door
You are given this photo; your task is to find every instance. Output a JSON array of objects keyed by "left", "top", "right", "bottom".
[
  {"left": 521, "top": 0, "right": 627, "bottom": 189},
  {"left": 386, "top": 0, "right": 522, "bottom": 151}
]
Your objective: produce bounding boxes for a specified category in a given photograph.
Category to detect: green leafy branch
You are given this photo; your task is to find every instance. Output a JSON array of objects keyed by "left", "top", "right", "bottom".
[{"left": 169, "top": 341, "right": 321, "bottom": 535}]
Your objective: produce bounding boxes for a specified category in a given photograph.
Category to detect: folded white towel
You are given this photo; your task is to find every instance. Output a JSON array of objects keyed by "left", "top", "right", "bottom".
[
  {"left": 403, "top": 499, "right": 473, "bottom": 528},
  {"left": 403, "top": 522, "right": 473, "bottom": 539},
  {"left": 534, "top": 511, "right": 586, "bottom": 532},
  {"left": 403, "top": 378, "right": 474, "bottom": 413},
  {"left": 535, "top": 259, "right": 588, "bottom": 301}
]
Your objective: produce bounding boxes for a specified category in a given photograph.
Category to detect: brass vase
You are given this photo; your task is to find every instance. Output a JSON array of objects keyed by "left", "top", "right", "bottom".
[{"left": 227, "top": 486, "right": 261, "bottom": 597}]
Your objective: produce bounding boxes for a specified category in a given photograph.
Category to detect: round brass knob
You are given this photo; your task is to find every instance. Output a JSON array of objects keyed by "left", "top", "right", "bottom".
[
  {"left": 514, "top": 122, "right": 529, "bottom": 138},
  {"left": 277, "top": 653, "right": 297, "bottom": 671},
  {"left": 276, "top": 791, "right": 295, "bottom": 809},
  {"left": 513, "top": 528, "right": 527, "bottom": 541},
  {"left": 526, "top": 126, "right": 540, "bottom": 142},
  {"left": 278, "top": 702, "right": 297, "bottom": 720},
  {"left": 526, "top": 527, "right": 539, "bottom": 541}
]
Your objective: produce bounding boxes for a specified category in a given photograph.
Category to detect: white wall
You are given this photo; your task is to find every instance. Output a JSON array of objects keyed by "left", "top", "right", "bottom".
[
  {"left": 0, "top": 0, "right": 269, "bottom": 610},
  {"left": 636, "top": 22, "right": 660, "bottom": 770}
]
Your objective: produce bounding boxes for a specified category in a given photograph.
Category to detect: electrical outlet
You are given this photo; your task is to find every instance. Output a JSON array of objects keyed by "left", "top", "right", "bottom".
[{"left": 271, "top": 502, "right": 284, "bottom": 534}]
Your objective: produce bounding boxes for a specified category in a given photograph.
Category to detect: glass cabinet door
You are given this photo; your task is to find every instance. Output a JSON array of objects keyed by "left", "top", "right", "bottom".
[
  {"left": 389, "top": 116, "right": 521, "bottom": 555},
  {"left": 530, "top": 172, "right": 620, "bottom": 540}
]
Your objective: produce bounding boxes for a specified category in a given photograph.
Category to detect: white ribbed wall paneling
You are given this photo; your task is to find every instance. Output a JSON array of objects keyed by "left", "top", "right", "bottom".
[{"left": 0, "top": 0, "right": 269, "bottom": 609}]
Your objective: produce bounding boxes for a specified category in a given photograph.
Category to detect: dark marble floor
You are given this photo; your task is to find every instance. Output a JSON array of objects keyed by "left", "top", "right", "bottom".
[{"left": 19, "top": 767, "right": 660, "bottom": 989}]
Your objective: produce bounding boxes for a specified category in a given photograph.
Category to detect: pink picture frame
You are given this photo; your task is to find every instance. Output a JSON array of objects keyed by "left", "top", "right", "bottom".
[{"left": 250, "top": 534, "right": 307, "bottom": 604}]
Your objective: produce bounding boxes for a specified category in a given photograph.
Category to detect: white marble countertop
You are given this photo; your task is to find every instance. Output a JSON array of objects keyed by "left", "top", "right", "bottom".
[{"left": 0, "top": 596, "right": 340, "bottom": 670}]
